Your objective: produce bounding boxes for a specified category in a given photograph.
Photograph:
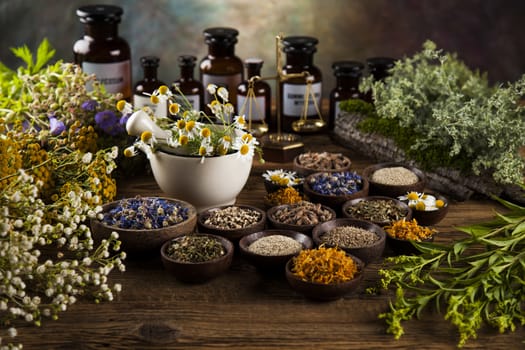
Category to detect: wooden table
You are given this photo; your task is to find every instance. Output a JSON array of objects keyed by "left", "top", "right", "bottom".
[{"left": 16, "top": 133, "right": 525, "bottom": 349}]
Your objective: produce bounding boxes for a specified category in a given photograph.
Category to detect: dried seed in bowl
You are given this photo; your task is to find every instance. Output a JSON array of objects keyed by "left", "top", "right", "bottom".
[
  {"left": 272, "top": 201, "right": 334, "bottom": 225},
  {"left": 248, "top": 235, "right": 303, "bottom": 256},
  {"left": 371, "top": 167, "right": 419, "bottom": 186},
  {"left": 204, "top": 206, "right": 262, "bottom": 229},
  {"left": 345, "top": 199, "right": 407, "bottom": 223},
  {"left": 166, "top": 235, "right": 225, "bottom": 263},
  {"left": 320, "top": 226, "right": 380, "bottom": 248}
]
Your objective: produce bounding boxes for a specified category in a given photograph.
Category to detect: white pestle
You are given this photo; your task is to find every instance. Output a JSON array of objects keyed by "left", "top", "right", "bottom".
[{"left": 126, "top": 110, "right": 171, "bottom": 139}]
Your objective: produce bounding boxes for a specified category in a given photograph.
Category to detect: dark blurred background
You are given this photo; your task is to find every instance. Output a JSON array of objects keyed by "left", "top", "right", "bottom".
[{"left": 1, "top": 0, "right": 524, "bottom": 97}]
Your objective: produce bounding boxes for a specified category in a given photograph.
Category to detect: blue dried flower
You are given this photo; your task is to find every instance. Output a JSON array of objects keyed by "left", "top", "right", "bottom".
[
  {"left": 49, "top": 116, "right": 65, "bottom": 136},
  {"left": 309, "top": 171, "right": 363, "bottom": 195},
  {"left": 95, "top": 110, "right": 125, "bottom": 136},
  {"left": 81, "top": 99, "right": 99, "bottom": 111}
]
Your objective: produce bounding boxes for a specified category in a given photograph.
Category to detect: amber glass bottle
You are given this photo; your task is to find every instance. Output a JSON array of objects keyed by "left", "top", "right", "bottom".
[
  {"left": 279, "top": 36, "right": 322, "bottom": 133},
  {"left": 74, "top": 4, "right": 132, "bottom": 100},
  {"left": 133, "top": 56, "right": 167, "bottom": 118},
  {"left": 237, "top": 58, "right": 271, "bottom": 133},
  {"left": 328, "top": 61, "right": 365, "bottom": 130},
  {"left": 364, "top": 56, "right": 396, "bottom": 103},
  {"left": 200, "top": 27, "right": 244, "bottom": 110},
  {"left": 172, "top": 55, "right": 204, "bottom": 113}
]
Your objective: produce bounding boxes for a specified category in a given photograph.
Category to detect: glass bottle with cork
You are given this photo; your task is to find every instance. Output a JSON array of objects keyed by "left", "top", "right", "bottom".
[
  {"left": 200, "top": 27, "right": 244, "bottom": 114},
  {"left": 237, "top": 58, "right": 271, "bottom": 135},
  {"left": 172, "top": 55, "right": 204, "bottom": 113},
  {"left": 74, "top": 4, "right": 132, "bottom": 100},
  {"left": 133, "top": 56, "right": 167, "bottom": 118},
  {"left": 279, "top": 36, "right": 323, "bottom": 133},
  {"left": 328, "top": 61, "right": 365, "bottom": 130}
]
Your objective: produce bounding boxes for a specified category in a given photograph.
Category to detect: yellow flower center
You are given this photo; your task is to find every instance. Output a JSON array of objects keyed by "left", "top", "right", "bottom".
[
  {"left": 185, "top": 120, "right": 195, "bottom": 132},
  {"left": 407, "top": 192, "right": 419, "bottom": 200},
  {"left": 176, "top": 119, "right": 186, "bottom": 130},
  {"left": 199, "top": 146, "right": 207, "bottom": 156},
  {"left": 415, "top": 201, "right": 426, "bottom": 211},
  {"left": 241, "top": 133, "right": 253, "bottom": 143},
  {"left": 179, "top": 135, "right": 189, "bottom": 146},
  {"left": 140, "top": 131, "right": 153, "bottom": 142},
  {"left": 116, "top": 100, "right": 127, "bottom": 112},
  {"left": 237, "top": 115, "right": 246, "bottom": 125},
  {"left": 158, "top": 85, "right": 169, "bottom": 95},
  {"left": 200, "top": 127, "right": 211, "bottom": 138},
  {"left": 218, "top": 145, "right": 228, "bottom": 155},
  {"left": 239, "top": 144, "right": 250, "bottom": 156},
  {"left": 435, "top": 199, "right": 445, "bottom": 208},
  {"left": 150, "top": 95, "right": 160, "bottom": 105},
  {"left": 223, "top": 135, "right": 232, "bottom": 143},
  {"left": 169, "top": 103, "right": 180, "bottom": 115},
  {"left": 123, "top": 148, "right": 135, "bottom": 157}
]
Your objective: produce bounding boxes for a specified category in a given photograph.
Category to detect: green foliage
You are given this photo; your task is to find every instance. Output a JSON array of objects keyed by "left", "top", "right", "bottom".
[
  {"left": 356, "top": 40, "right": 525, "bottom": 185},
  {"left": 379, "top": 196, "right": 525, "bottom": 347}
]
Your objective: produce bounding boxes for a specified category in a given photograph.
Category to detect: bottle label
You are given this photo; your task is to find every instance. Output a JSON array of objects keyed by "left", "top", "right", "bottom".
[
  {"left": 237, "top": 95, "right": 266, "bottom": 121},
  {"left": 133, "top": 94, "right": 167, "bottom": 118},
  {"left": 335, "top": 100, "right": 342, "bottom": 120},
  {"left": 175, "top": 94, "right": 201, "bottom": 113},
  {"left": 283, "top": 82, "right": 322, "bottom": 117},
  {"left": 82, "top": 60, "right": 131, "bottom": 99},
  {"left": 202, "top": 73, "right": 242, "bottom": 105}
]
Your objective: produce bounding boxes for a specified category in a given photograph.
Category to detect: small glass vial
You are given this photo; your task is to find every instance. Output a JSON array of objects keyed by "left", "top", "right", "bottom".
[
  {"left": 329, "top": 61, "right": 365, "bottom": 130},
  {"left": 74, "top": 4, "right": 132, "bottom": 100},
  {"left": 133, "top": 56, "right": 167, "bottom": 118},
  {"left": 279, "top": 36, "right": 323, "bottom": 133},
  {"left": 237, "top": 58, "right": 271, "bottom": 134},
  {"left": 172, "top": 55, "right": 204, "bottom": 113},
  {"left": 200, "top": 27, "right": 244, "bottom": 110}
]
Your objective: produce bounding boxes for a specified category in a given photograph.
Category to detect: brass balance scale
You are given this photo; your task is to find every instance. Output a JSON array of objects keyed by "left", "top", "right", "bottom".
[{"left": 237, "top": 34, "right": 325, "bottom": 162}]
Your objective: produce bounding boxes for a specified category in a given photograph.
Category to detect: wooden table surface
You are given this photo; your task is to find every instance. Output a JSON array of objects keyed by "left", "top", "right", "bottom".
[{"left": 16, "top": 133, "right": 525, "bottom": 349}]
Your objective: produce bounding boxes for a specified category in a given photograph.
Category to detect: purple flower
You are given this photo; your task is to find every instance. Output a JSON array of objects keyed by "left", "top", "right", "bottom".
[
  {"left": 119, "top": 114, "right": 130, "bottom": 126},
  {"left": 95, "top": 110, "right": 125, "bottom": 136},
  {"left": 81, "top": 100, "right": 99, "bottom": 111},
  {"left": 49, "top": 116, "right": 65, "bottom": 136}
]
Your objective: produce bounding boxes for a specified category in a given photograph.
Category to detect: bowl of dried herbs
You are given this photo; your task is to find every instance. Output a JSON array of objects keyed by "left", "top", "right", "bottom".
[
  {"left": 384, "top": 218, "right": 436, "bottom": 255},
  {"left": 363, "top": 162, "right": 426, "bottom": 198},
  {"left": 91, "top": 196, "right": 197, "bottom": 256},
  {"left": 160, "top": 233, "right": 234, "bottom": 283},
  {"left": 285, "top": 246, "right": 364, "bottom": 301},
  {"left": 266, "top": 201, "right": 336, "bottom": 236},
  {"left": 341, "top": 196, "right": 412, "bottom": 227},
  {"left": 197, "top": 205, "right": 266, "bottom": 241}
]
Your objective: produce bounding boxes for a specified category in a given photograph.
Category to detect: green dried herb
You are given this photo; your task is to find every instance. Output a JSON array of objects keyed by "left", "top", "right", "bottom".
[
  {"left": 166, "top": 235, "right": 225, "bottom": 263},
  {"left": 378, "top": 196, "right": 525, "bottom": 347},
  {"left": 354, "top": 40, "right": 525, "bottom": 185}
]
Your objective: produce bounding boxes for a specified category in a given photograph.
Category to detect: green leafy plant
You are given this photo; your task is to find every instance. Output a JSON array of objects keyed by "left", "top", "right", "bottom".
[
  {"left": 379, "top": 196, "right": 525, "bottom": 347},
  {"left": 355, "top": 40, "right": 525, "bottom": 185}
]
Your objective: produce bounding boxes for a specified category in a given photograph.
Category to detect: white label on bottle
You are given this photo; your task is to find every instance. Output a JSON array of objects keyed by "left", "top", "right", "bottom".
[
  {"left": 283, "top": 82, "right": 322, "bottom": 117},
  {"left": 133, "top": 94, "right": 167, "bottom": 118},
  {"left": 237, "top": 95, "right": 266, "bottom": 121},
  {"left": 82, "top": 60, "right": 131, "bottom": 98},
  {"left": 202, "top": 73, "right": 242, "bottom": 106},
  {"left": 175, "top": 94, "right": 201, "bottom": 112}
]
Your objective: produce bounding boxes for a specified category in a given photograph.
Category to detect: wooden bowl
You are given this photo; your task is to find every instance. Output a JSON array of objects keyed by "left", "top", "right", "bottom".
[
  {"left": 90, "top": 197, "right": 197, "bottom": 257},
  {"left": 239, "top": 230, "right": 313, "bottom": 272},
  {"left": 341, "top": 196, "right": 412, "bottom": 227},
  {"left": 303, "top": 172, "right": 369, "bottom": 212},
  {"left": 285, "top": 253, "right": 364, "bottom": 301},
  {"left": 160, "top": 234, "right": 234, "bottom": 283},
  {"left": 404, "top": 191, "right": 449, "bottom": 226},
  {"left": 197, "top": 205, "right": 266, "bottom": 241},
  {"left": 363, "top": 162, "right": 426, "bottom": 198},
  {"left": 386, "top": 235, "right": 435, "bottom": 255},
  {"left": 312, "top": 218, "right": 386, "bottom": 264},
  {"left": 266, "top": 202, "right": 336, "bottom": 236},
  {"left": 293, "top": 152, "right": 351, "bottom": 177}
]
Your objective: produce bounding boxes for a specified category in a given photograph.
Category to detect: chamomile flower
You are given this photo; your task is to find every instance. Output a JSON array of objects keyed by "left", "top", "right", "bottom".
[
  {"left": 398, "top": 191, "right": 446, "bottom": 211},
  {"left": 207, "top": 83, "right": 218, "bottom": 95},
  {"left": 217, "top": 87, "right": 229, "bottom": 102},
  {"left": 262, "top": 169, "right": 302, "bottom": 187},
  {"left": 234, "top": 115, "right": 247, "bottom": 129}
]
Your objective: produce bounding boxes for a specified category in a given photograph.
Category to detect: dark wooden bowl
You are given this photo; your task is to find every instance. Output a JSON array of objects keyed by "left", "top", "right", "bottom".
[
  {"left": 90, "top": 197, "right": 197, "bottom": 257},
  {"left": 197, "top": 205, "right": 266, "bottom": 241},
  {"left": 341, "top": 196, "right": 412, "bottom": 227},
  {"left": 266, "top": 202, "right": 336, "bottom": 236},
  {"left": 285, "top": 253, "right": 364, "bottom": 301},
  {"left": 303, "top": 172, "right": 369, "bottom": 212},
  {"left": 406, "top": 192, "right": 449, "bottom": 226},
  {"left": 386, "top": 235, "right": 435, "bottom": 255},
  {"left": 363, "top": 162, "right": 426, "bottom": 198},
  {"left": 239, "top": 230, "right": 313, "bottom": 271},
  {"left": 160, "top": 234, "right": 234, "bottom": 283},
  {"left": 293, "top": 152, "right": 351, "bottom": 177},
  {"left": 312, "top": 218, "right": 386, "bottom": 264}
]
